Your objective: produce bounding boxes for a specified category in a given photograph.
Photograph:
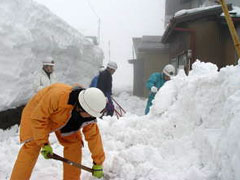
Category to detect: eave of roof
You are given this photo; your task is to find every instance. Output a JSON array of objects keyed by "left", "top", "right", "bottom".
[{"left": 161, "top": 4, "right": 233, "bottom": 43}]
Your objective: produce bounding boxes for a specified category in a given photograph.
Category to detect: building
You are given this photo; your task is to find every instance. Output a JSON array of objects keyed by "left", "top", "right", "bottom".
[
  {"left": 130, "top": 1, "right": 240, "bottom": 97},
  {"left": 162, "top": 4, "right": 240, "bottom": 72},
  {"left": 129, "top": 36, "right": 169, "bottom": 97}
]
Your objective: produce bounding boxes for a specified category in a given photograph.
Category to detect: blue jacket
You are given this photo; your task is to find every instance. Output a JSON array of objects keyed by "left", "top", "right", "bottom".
[
  {"left": 89, "top": 75, "right": 99, "bottom": 88},
  {"left": 145, "top": 72, "right": 166, "bottom": 114}
]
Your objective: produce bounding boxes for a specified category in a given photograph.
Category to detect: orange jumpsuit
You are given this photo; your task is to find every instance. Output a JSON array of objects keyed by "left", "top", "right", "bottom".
[{"left": 10, "top": 83, "right": 105, "bottom": 180}]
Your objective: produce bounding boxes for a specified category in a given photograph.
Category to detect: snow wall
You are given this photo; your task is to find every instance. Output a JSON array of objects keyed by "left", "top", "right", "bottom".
[
  {"left": 150, "top": 60, "right": 240, "bottom": 179},
  {"left": 0, "top": 0, "right": 104, "bottom": 111},
  {"left": 100, "top": 60, "right": 240, "bottom": 180}
]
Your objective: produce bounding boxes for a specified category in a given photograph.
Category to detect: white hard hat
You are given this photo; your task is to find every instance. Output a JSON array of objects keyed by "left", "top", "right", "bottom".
[
  {"left": 78, "top": 88, "right": 107, "bottom": 118},
  {"left": 42, "top": 57, "right": 55, "bottom": 66},
  {"left": 163, "top": 64, "right": 175, "bottom": 77},
  {"left": 107, "top": 61, "right": 118, "bottom": 70}
]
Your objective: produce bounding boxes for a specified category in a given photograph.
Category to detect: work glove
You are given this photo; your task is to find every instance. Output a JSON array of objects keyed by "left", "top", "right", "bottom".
[
  {"left": 92, "top": 164, "right": 104, "bottom": 178},
  {"left": 151, "top": 86, "right": 158, "bottom": 93},
  {"left": 41, "top": 144, "right": 53, "bottom": 159}
]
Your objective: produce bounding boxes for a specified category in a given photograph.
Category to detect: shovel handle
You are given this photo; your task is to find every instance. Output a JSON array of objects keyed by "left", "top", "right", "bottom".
[{"left": 48, "top": 153, "right": 93, "bottom": 173}]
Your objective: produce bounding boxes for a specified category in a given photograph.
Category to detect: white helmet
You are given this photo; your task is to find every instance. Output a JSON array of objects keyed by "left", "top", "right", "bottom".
[
  {"left": 107, "top": 61, "right": 118, "bottom": 70},
  {"left": 78, "top": 88, "right": 107, "bottom": 118},
  {"left": 42, "top": 57, "right": 55, "bottom": 66},
  {"left": 163, "top": 64, "right": 175, "bottom": 77}
]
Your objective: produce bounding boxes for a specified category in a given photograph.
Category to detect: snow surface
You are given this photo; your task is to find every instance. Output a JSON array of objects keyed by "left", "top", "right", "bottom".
[
  {"left": 0, "top": 0, "right": 103, "bottom": 111},
  {"left": 174, "top": 5, "right": 220, "bottom": 17},
  {"left": 1, "top": 60, "right": 240, "bottom": 180},
  {"left": 175, "top": 5, "right": 240, "bottom": 18}
]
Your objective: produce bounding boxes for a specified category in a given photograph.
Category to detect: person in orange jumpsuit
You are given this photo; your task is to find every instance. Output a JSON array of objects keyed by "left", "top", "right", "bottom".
[{"left": 10, "top": 83, "right": 107, "bottom": 180}]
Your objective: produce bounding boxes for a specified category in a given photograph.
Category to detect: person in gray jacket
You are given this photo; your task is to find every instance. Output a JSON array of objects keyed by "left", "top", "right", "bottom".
[{"left": 33, "top": 57, "right": 58, "bottom": 92}]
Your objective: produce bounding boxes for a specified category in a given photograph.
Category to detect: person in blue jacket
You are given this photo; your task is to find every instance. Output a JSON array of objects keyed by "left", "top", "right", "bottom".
[
  {"left": 145, "top": 64, "right": 176, "bottom": 114},
  {"left": 89, "top": 65, "right": 105, "bottom": 88}
]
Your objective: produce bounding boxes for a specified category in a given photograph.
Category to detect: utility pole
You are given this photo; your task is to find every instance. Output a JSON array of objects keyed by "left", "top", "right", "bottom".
[
  {"left": 218, "top": 0, "right": 240, "bottom": 59},
  {"left": 86, "top": 0, "right": 101, "bottom": 46},
  {"left": 108, "top": 40, "right": 111, "bottom": 61}
]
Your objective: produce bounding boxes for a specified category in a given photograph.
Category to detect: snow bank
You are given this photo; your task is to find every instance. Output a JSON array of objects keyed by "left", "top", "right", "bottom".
[
  {"left": 0, "top": 0, "right": 103, "bottom": 111},
  {"left": 148, "top": 60, "right": 240, "bottom": 180},
  {"left": 89, "top": 60, "right": 240, "bottom": 180}
]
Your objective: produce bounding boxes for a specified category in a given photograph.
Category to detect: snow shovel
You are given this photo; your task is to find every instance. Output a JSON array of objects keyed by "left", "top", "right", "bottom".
[{"left": 48, "top": 153, "right": 111, "bottom": 180}]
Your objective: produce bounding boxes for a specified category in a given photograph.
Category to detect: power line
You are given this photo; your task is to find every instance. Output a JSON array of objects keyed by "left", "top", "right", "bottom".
[
  {"left": 86, "top": 0, "right": 99, "bottom": 19},
  {"left": 85, "top": 0, "right": 101, "bottom": 44}
]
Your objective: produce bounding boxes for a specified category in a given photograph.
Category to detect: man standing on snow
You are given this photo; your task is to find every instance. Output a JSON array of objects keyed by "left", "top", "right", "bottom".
[
  {"left": 10, "top": 83, "right": 106, "bottom": 180},
  {"left": 33, "top": 57, "right": 58, "bottom": 93},
  {"left": 97, "top": 61, "right": 118, "bottom": 116},
  {"left": 145, "top": 64, "right": 175, "bottom": 114}
]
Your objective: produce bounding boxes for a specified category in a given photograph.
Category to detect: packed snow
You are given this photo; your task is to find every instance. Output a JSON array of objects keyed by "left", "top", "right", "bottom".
[
  {"left": 175, "top": 5, "right": 240, "bottom": 18},
  {"left": 1, "top": 61, "right": 240, "bottom": 180},
  {"left": 0, "top": 0, "right": 103, "bottom": 111}
]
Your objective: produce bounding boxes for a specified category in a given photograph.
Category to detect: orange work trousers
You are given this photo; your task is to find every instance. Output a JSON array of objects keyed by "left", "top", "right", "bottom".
[{"left": 10, "top": 131, "right": 82, "bottom": 180}]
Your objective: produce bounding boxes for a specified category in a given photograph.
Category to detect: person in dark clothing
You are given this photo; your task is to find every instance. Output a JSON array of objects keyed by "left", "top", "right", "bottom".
[
  {"left": 89, "top": 65, "right": 105, "bottom": 88},
  {"left": 97, "top": 61, "right": 118, "bottom": 116}
]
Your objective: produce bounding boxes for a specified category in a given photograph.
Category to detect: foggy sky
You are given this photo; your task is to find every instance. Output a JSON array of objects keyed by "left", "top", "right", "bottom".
[{"left": 34, "top": 0, "right": 166, "bottom": 87}]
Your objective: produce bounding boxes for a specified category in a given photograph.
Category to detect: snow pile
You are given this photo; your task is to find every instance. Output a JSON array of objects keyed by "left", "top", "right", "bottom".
[
  {"left": 0, "top": 0, "right": 103, "bottom": 111},
  {"left": 149, "top": 60, "right": 240, "bottom": 179},
  {"left": 99, "top": 60, "right": 240, "bottom": 180}
]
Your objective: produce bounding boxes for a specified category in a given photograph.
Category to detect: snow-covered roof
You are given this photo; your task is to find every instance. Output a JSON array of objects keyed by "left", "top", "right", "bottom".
[
  {"left": 162, "top": 4, "right": 233, "bottom": 43},
  {"left": 220, "top": 6, "right": 240, "bottom": 17},
  {"left": 174, "top": 5, "right": 221, "bottom": 18}
]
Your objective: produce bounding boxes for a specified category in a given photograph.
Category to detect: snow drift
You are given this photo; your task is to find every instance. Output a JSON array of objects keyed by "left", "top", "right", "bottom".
[
  {"left": 148, "top": 60, "right": 240, "bottom": 180},
  {"left": 0, "top": 0, "right": 103, "bottom": 111}
]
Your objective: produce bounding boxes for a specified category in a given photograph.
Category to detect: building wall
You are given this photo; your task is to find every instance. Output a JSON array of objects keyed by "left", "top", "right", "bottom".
[
  {"left": 132, "top": 59, "right": 144, "bottom": 97},
  {"left": 223, "top": 24, "right": 239, "bottom": 65},
  {"left": 168, "top": 19, "right": 238, "bottom": 69},
  {"left": 131, "top": 51, "right": 169, "bottom": 98},
  {"left": 142, "top": 52, "right": 169, "bottom": 97},
  {"left": 191, "top": 21, "right": 225, "bottom": 67},
  {"left": 169, "top": 33, "right": 189, "bottom": 58},
  {"left": 193, "top": 20, "right": 239, "bottom": 67}
]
